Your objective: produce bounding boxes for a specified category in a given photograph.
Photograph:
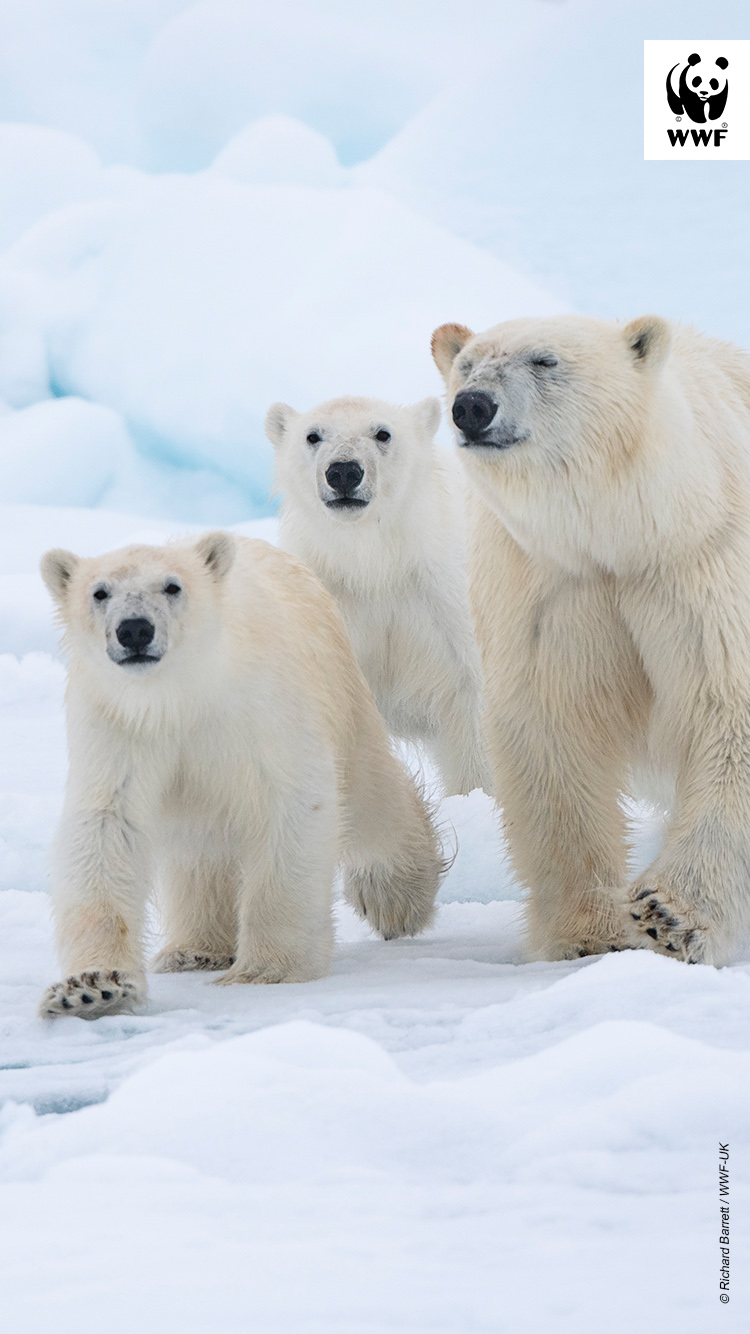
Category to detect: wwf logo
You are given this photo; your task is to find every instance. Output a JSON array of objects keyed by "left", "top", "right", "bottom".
[{"left": 666, "top": 52, "right": 729, "bottom": 123}]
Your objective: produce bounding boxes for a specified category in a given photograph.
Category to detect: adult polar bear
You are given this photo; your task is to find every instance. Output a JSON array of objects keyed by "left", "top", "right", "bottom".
[
  {"left": 268, "top": 395, "right": 490, "bottom": 797},
  {"left": 38, "top": 533, "right": 444, "bottom": 1018},
  {"left": 433, "top": 313, "right": 750, "bottom": 965}
]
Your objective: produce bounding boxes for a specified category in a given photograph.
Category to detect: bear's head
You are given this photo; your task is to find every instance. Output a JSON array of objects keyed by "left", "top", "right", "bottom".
[
  {"left": 431, "top": 314, "right": 673, "bottom": 564},
  {"left": 41, "top": 531, "right": 236, "bottom": 687},
  {"left": 667, "top": 52, "right": 729, "bottom": 123},
  {"left": 266, "top": 395, "right": 441, "bottom": 526}
]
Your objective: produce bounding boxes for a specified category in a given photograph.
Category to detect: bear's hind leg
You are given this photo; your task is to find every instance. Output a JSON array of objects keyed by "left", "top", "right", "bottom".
[
  {"left": 341, "top": 704, "right": 445, "bottom": 939},
  {"left": 151, "top": 845, "right": 238, "bottom": 973}
]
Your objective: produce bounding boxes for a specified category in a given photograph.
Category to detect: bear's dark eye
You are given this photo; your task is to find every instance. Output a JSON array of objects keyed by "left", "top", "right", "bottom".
[
  {"left": 164, "top": 583, "right": 182, "bottom": 597},
  {"left": 692, "top": 75, "right": 702, "bottom": 86},
  {"left": 532, "top": 354, "right": 558, "bottom": 369},
  {"left": 710, "top": 78, "right": 719, "bottom": 90},
  {"left": 306, "top": 431, "right": 321, "bottom": 446},
  {"left": 93, "top": 587, "right": 109, "bottom": 602},
  {"left": 374, "top": 429, "right": 391, "bottom": 443}
]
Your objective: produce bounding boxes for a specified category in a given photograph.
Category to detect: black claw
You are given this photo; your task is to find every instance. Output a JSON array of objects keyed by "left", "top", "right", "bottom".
[
  {"left": 664, "top": 916, "right": 679, "bottom": 928},
  {"left": 80, "top": 994, "right": 93, "bottom": 1003},
  {"left": 665, "top": 942, "right": 677, "bottom": 952},
  {"left": 634, "top": 888, "right": 652, "bottom": 901},
  {"left": 631, "top": 912, "right": 641, "bottom": 920},
  {"left": 100, "top": 990, "right": 113, "bottom": 1000},
  {"left": 646, "top": 927, "right": 658, "bottom": 940},
  {"left": 60, "top": 996, "right": 72, "bottom": 1009}
]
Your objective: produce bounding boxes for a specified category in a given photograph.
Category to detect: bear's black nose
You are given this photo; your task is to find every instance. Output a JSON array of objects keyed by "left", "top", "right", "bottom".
[
  {"left": 452, "top": 390, "right": 498, "bottom": 439},
  {"left": 325, "top": 460, "right": 364, "bottom": 496},
  {"left": 116, "top": 617, "right": 155, "bottom": 651}
]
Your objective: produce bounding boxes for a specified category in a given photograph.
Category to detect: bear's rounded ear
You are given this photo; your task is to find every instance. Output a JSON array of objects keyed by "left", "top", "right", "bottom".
[
  {"left": 195, "top": 531, "right": 236, "bottom": 581},
  {"left": 265, "top": 402, "right": 298, "bottom": 447},
  {"left": 716, "top": 57, "right": 728, "bottom": 70},
  {"left": 687, "top": 52, "right": 701, "bottom": 66},
  {"left": 410, "top": 397, "right": 441, "bottom": 439},
  {"left": 431, "top": 324, "right": 474, "bottom": 380},
  {"left": 624, "top": 316, "right": 671, "bottom": 371},
  {"left": 40, "top": 549, "right": 80, "bottom": 603}
]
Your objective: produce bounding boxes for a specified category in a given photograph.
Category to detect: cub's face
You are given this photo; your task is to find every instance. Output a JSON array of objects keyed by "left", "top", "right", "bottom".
[
  {"left": 267, "top": 396, "right": 441, "bottom": 526},
  {"left": 41, "top": 533, "right": 235, "bottom": 678}
]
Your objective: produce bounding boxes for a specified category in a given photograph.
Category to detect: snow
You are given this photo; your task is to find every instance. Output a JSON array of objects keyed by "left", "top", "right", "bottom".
[
  {"left": 0, "top": 169, "right": 564, "bottom": 522},
  {"left": 210, "top": 115, "right": 348, "bottom": 190},
  {"left": 0, "top": 1, "right": 749, "bottom": 1327},
  {"left": 1, "top": 507, "right": 749, "bottom": 1330},
  {"left": 356, "top": 0, "right": 750, "bottom": 349},
  {"left": 0, "top": 124, "right": 102, "bottom": 254}
]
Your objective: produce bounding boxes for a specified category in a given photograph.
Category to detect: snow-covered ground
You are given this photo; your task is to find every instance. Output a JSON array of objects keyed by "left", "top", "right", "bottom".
[
  {"left": 1, "top": 0, "right": 750, "bottom": 1328},
  {"left": 1, "top": 508, "right": 749, "bottom": 1332}
]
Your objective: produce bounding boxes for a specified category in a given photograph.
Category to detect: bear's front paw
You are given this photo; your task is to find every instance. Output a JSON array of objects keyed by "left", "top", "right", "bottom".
[
  {"left": 38, "top": 970, "right": 142, "bottom": 1020},
  {"left": 150, "top": 947, "right": 236, "bottom": 973},
  {"left": 627, "top": 885, "right": 708, "bottom": 963}
]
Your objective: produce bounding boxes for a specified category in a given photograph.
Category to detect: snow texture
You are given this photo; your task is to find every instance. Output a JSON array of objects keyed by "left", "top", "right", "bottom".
[
  {"left": 0, "top": 1, "right": 749, "bottom": 1328},
  {"left": 0, "top": 0, "right": 745, "bottom": 521},
  {"left": 1, "top": 509, "right": 749, "bottom": 1332}
]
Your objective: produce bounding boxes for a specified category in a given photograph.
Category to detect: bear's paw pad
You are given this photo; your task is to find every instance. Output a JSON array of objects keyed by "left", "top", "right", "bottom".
[
  {"left": 38, "top": 970, "right": 139, "bottom": 1020},
  {"left": 628, "top": 888, "right": 707, "bottom": 963}
]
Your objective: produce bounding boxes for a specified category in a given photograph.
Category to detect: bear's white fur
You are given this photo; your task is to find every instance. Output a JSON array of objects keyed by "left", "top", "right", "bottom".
[
  {"left": 38, "top": 532, "right": 445, "bottom": 1018},
  {"left": 267, "top": 395, "right": 491, "bottom": 797},
  {"left": 433, "top": 313, "right": 750, "bottom": 965}
]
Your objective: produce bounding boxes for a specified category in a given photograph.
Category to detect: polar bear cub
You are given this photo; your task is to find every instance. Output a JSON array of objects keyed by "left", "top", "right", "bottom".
[
  {"left": 38, "top": 532, "right": 444, "bottom": 1019},
  {"left": 267, "top": 395, "right": 491, "bottom": 797}
]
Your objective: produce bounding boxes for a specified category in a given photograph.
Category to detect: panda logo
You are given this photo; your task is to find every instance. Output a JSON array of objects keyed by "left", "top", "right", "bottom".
[{"left": 666, "top": 53, "right": 729, "bottom": 123}]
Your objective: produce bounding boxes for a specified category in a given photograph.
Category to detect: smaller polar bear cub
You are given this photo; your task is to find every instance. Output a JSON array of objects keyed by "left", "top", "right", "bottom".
[
  {"left": 38, "top": 532, "right": 444, "bottom": 1019},
  {"left": 267, "top": 395, "right": 491, "bottom": 797}
]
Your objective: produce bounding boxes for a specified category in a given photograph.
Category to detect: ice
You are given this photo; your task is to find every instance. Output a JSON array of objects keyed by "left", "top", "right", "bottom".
[
  {"left": 210, "top": 115, "right": 348, "bottom": 189},
  {"left": 0, "top": 3, "right": 748, "bottom": 1326},
  {"left": 0, "top": 171, "right": 564, "bottom": 521},
  {"left": 137, "top": 1, "right": 433, "bottom": 171},
  {"left": 0, "top": 398, "right": 132, "bottom": 506},
  {"left": 0, "top": 124, "right": 102, "bottom": 254},
  {"left": 1, "top": 884, "right": 748, "bottom": 1331},
  {"left": 357, "top": 0, "right": 750, "bottom": 349},
  {"left": 0, "top": 505, "right": 748, "bottom": 1328}
]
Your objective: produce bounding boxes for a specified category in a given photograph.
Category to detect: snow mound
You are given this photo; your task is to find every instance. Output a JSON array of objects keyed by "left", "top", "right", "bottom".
[
  {"left": 356, "top": 0, "right": 750, "bottom": 349},
  {"left": 0, "top": 397, "right": 131, "bottom": 506},
  {"left": 211, "top": 115, "right": 347, "bottom": 189},
  {"left": 0, "top": 1004, "right": 747, "bottom": 1331},
  {"left": 0, "top": 124, "right": 102, "bottom": 255},
  {"left": 138, "top": 1, "right": 433, "bottom": 171},
  {"left": 0, "top": 172, "right": 565, "bottom": 520}
]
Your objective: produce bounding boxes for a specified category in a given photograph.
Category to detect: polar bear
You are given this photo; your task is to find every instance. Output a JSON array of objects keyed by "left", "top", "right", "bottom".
[
  {"left": 38, "top": 532, "right": 445, "bottom": 1018},
  {"left": 432, "top": 313, "right": 750, "bottom": 965},
  {"left": 267, "top": 395, "right": 491, "bottom": 797}
]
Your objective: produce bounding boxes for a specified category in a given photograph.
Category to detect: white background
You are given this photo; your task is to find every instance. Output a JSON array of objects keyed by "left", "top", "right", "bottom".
[{"left": 645, "top": 39, "right": 750, "bottom": 160}]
